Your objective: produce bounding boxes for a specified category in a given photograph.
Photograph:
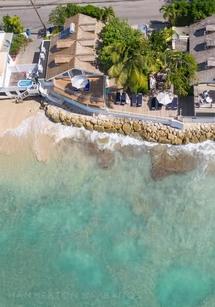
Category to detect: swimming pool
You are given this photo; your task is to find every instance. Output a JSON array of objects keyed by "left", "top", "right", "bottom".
[{"left": 17, "top": 80, "right": 33, "bottom": 88}]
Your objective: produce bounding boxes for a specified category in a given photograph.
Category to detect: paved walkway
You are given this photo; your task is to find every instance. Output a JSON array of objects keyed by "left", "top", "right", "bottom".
[
  {"left": 47, "top": 90, "right": 184, "bottom": 129},
  {"left": 15, "top": 34, "right": 42, "bottom": 65}
]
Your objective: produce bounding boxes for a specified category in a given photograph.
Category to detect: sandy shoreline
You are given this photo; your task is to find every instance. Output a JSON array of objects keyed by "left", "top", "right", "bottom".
[
  {"left": 0, "top": 99, "right": 40, "bottom": 134},
  {"left": 0, "top": 99, "right": 51, "bottom": 160}
]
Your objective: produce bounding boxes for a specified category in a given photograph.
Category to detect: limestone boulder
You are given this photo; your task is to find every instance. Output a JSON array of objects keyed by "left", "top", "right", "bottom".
[
  {"left": 59, "top": 111, "right": 66, "bottom": 123},
  {"left": 84, "top": 121, "right": 94, "bottom": 131},
  {"left": 103, "top": 121, "right": 113, "bottom": 129},
  {"left": 94, "top": 125, "right": 105, "bottom": 133},
  {"left": 45, "top": 107, "right": 60, "bottom": 123},
  {"left": 104, "top": 127, "right": 117, "bottom": 133},
  {"left": 122, "top": 123, "right": 132, "bottom": 135},
  {"left": 44, "top": 105, "right": 215, "bottom": 145},
  {"left": 133, "top": 121, "right": 142, "bottom": 132}
]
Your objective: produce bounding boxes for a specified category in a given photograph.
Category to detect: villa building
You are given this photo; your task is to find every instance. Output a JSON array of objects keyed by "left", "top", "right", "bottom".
[
  {"left": 0, "top": 31, "right": 38, "bottom": 99},
  {"left": 0, "top": 31, "right": 13, "bottom": 93},
  {"left": 0, "top": 14, "right": 182, "bottom": 121},
  {"left": 0, "top": 14, "right": 106, "bottom": 107},
  {"left": 189, "top": 16, "right": 215, "bottom": 86},
  {"left": 45, "top": 13, "right": 106, "bottom": 109},
  {"left": 173, "top": 15, "right": 215, "bottom": 89},
  {"left": 173, "top": 15, "right": 215, "bottom": 116}
]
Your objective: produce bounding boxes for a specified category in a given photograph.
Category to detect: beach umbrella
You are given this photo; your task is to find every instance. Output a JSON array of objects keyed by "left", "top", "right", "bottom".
[
  {"left": 71, "top": 75, "right": 88, "bottom": 89},
  {"left": 156, "top": 92, "right": 173, "bottom": 106}
]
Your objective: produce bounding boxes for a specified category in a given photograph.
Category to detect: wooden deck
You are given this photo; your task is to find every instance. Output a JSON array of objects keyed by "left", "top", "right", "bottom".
[{"left": 53, "top": 76, "right": 105, "bottom": 109}]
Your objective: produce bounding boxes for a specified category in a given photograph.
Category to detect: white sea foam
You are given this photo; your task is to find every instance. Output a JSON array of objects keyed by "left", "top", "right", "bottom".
[
  {"left": 2, "top": 112, "right": 215, "bottom": 155},
  {"left": 166, "top": 140, "right": 215, "bottom": 161},
  {"left": 1, "top": 113, "right": 152, "bottom": 151}
]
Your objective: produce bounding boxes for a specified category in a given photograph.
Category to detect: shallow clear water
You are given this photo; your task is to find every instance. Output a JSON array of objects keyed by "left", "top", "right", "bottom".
[{"left": 0, "top": 114, "right": 215, "bottom": 307}]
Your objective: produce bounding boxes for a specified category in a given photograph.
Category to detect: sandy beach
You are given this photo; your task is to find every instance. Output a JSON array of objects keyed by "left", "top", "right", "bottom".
[
  {"left": 0, "top": 98, "right": 55, "bottom": 161},
  {"left": 0, "top": 99, "right": 40, "bottom": 134}
]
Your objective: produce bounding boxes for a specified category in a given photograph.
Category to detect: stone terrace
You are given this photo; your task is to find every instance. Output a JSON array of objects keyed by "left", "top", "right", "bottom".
[{"left": 109, "top": 99, "right": 178, "bottom": 119}]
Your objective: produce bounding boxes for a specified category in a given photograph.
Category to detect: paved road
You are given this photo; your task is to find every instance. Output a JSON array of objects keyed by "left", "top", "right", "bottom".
[{"left": 0, "top": 0, "right": 165, "bottom": 31}]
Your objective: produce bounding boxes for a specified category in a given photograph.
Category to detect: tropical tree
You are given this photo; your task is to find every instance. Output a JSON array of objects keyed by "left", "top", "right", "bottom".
[
  {"left": 161, "top": 0, "right": 191, "bottom": 26},
  {"left": 98, "top": 17, "right": 197, "bottom": 96},
  {"left": 160, "top": 2, "right": 178, "bottom": 26},
  {"left": 105, "top": 41, "right": 149, "bottom": 93},
  {"left": 10, "top": 34, "right": 28, "bottom": 55},
  {"left": 191, "top": 0, "right": 215, "bottom": 22},
  {"left": 102, "top": 7, "right": 115, "bottom": 22},
  {"left": 49, "top": 4, "right": 115, "bottom": 28},
  {"left": 161, "top": 0, "right": 215, "bottom": 26},
  {"left": 100, "top": 21, "right": 153, "bottom": 93},
  {"left": 2, "top": 15, "right": 24, "bottom": 34},
  {"left": 98, "top": 18, "right": 145, "bottom": 73},
  {"left": 165, "top": 51, "right": 197, "bottom": 96},
  {"left": 49, "top": 5, "right": 69, "bottom": 28},
  {"left": 149, "top": 28, "right": 174, "bottom": 52}
]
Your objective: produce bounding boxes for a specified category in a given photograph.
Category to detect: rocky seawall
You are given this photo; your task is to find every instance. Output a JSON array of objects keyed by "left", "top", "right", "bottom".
[{"left": 45, "top": 106, "right": 215, "bottom": 145}]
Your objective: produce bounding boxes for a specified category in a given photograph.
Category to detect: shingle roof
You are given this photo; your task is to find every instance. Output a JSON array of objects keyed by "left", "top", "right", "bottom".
[
  {"left": 46, "top": 14, "right": 103, "bottom": 80},
  {"left": 189, "top": 15, "right": 215, "bottom": 84}
]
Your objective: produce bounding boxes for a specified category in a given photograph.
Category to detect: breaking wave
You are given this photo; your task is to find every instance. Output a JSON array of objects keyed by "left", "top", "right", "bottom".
[{"left": 1, "top": 112, "right": 215, "bottom": 155}]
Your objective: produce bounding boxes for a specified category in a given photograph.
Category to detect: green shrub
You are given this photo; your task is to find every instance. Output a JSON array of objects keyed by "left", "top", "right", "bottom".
[
  {"left": 10, "top": 34, "right": 28, "bottom": 55},
  {"left": 49, "top": 4, "right": 115, "bottom": 28},
  {"left": 161, "top": 0, "right": 215, "bottom": 26},
  {"left": 2, "top": 15, "right": 24, "bottom": 34}
]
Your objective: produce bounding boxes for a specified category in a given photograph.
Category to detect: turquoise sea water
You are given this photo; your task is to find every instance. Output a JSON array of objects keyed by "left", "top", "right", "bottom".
[{"left": 0, "top": 114, "right": 215, "bottom": 307}]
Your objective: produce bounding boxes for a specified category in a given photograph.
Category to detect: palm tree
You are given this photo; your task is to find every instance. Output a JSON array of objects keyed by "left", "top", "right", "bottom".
[
  {"left": 102, "top": 6, "right": 115, "bottom": 22},
  {"left": 105, "top": 40, "right": 149, "bottom": 93},
  {"left": 161, "top": 0, "right": 192, "bottom": 26},
  {"left": 164, "top": 50, "right": 197, "bottom": 95},
  {"left": 160, "top": 3, "right": 178, "bottom": 25}
]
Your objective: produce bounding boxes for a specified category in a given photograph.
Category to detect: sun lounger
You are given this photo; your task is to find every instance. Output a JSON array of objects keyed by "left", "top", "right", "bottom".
[
  {"left": 157, "top": 102, "right": 162, "bottom": 110},
  {"left": 150, "top": 97, "right": 157, "bottom": 110},
  {"left": 131, "top": 94, "right": 137, "bottom": 106},
  {"left": 84, "top": 80, "right": 90, "bottom": 92},
  {"left": 115, "top": 92, "right": 121, "bottom": 105},
  {"left": 120, "top": 92, "right": 126, "bottom": 105},
  {"left": 166, "top": 97, "right": 178, "bottom": 110},
  {"left": 171, "top": 97, "right": 178, "bottom": 110},
  {"left": 136, "top": 93, "right": 143, "bottom": 107}
]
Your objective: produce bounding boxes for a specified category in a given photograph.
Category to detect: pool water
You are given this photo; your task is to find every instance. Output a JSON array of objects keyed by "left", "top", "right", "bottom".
[{"left": 17, "top": 79, "right": 33, "bottom": 88}]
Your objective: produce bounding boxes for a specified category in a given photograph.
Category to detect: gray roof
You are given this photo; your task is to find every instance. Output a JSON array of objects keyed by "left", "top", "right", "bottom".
[{"left": 189, "top": 15, "right": 215, "bottom": 84}]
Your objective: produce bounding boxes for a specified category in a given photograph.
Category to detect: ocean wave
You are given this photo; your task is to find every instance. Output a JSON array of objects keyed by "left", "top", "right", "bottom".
[
  {"left": 1, "top": 112, "right": 215, "bottom": 155},
  {"left": 166, "top": 140, "right": 215, "bottom": 161},
  {"left": 1, "top": 113, "right": 152, "bottom": 151}
]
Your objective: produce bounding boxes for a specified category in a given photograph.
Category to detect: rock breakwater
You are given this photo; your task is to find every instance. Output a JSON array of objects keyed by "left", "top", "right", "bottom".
[{"left": 45, "top": 106, "right": 215, "bottom": 145}]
